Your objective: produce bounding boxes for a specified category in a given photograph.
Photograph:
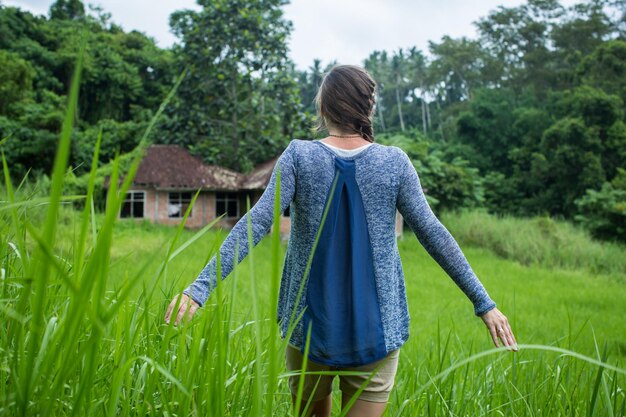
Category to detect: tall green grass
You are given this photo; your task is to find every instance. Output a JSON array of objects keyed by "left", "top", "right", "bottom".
[
  {"left": 440, "top": 208, "right": 626, "bottom": 277},
  {"left": 1, "top": 54, "right": 625, "bottom": 416}
]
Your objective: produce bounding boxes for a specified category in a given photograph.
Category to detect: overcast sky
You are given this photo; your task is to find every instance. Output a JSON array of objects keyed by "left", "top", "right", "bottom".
[{"left": 5, "top": 0, "right": 579, "bottom": 71}]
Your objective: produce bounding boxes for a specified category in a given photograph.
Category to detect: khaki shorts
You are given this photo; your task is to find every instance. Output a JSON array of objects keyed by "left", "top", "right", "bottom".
[{"left": 285, "top": 344, "right": 400, "bottom": 403}]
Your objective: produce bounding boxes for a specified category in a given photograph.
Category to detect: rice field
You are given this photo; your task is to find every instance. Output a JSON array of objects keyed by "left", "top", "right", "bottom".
[
  {"left": 2, "top": 193, "right": 626, "bottom": 416},
  {"left": 1, "top": 54, "right": 625, "bottom": 416}
]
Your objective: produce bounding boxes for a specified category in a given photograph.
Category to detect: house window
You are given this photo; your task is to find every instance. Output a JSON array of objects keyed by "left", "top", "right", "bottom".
[
  {"left": 120, "top": 191, "right": 145, "bottom": 218},
  {"left": 168, "top": 191, "right": 193, "bottom": 218},
  {"left": 216, "top": 192, "right": 239, "bottom": 218}
]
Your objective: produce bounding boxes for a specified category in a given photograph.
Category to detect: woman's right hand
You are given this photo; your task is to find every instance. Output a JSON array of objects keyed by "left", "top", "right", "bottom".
[
  {"left": 480, "top": 307, "right": 518, "bottom": 351},
  {"left": 164, "top": 293, "right": 200, "bottom": 326}
]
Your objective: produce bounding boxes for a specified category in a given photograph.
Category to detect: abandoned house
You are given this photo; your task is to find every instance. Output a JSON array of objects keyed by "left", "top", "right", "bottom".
[{"left": 104, "top": 144, "right": 405, "bottom": 239}]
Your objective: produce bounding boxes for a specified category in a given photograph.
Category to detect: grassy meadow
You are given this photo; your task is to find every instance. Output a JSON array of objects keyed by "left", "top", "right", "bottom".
[{"left": 1, "top": 190, "right": 625, "bottom": 416}]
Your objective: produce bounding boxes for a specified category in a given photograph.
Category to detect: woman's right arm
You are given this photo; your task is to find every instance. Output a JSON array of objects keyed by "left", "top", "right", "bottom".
[{"left": 164, "top": 140, "right": 298, "bottom": 324}]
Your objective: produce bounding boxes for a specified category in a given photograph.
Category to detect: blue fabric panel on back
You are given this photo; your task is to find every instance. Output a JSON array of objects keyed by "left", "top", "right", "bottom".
[{"left": 302, "top": 156, "right": 387, "bottom": 367}]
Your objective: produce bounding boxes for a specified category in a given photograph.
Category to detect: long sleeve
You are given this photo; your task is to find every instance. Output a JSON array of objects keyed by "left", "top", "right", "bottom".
[
  {"left": 395, "top": 150, "right": 496, "bottom": 316},
  {"left": 183, "top": 140, "right": 298, "bottom": 306}
]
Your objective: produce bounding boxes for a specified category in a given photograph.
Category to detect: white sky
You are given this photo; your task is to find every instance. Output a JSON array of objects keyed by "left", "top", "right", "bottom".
[{"left": 4, "top": 0, "right": 579, "bottom": 71}]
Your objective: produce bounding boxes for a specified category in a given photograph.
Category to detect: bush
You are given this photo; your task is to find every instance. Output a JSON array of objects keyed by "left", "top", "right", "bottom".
[
  {"left": 574, "top": 168, "right": 626, "bottom": 243},
  {"left": 440, "top": 208, "right": 626, "bottom": 276}
]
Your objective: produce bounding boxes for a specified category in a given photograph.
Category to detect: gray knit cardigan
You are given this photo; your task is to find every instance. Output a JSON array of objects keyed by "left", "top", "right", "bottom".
[{"left": 184, "top": 139, "right": 497, "bottom": 352}]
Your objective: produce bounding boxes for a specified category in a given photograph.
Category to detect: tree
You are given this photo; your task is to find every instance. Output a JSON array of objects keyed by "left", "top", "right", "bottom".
[
  {"left": 577, "top": 39, "right": 626, "bottom": 104},
  {"left": 456, "top": 88, "right": 521, "bottom": 174},
  {"left": 0, "top": 50, "right": 34, "bottom": 114},
  {"left": 167, "top": 0, "right": 301, "bottom": 172},
  {"left": 405, "top": 47, "right": 431, "bottom": 134},
  {"left": 428, "top": 36, "right": 499, "bottom": 104},
  {"left": 574, "top": 167, "right": 626, "bottom": 242},
  {"left": 475, "top": 0, "right": 563, "bottom": 94},
  {"left": 536, "top": 117, "right": 606, "bottom": 216},
  {"left": 364, "top": 50, "right": 390, "bottom": 132},
  {"left": 390, "top": 49, "right": 407, "bottom": 132},
  {"left": 49, "top": 0, "right": 86, "bottom": 20},
  {"left": 0, "top": 4, "right": 175, "bottom": 178}
]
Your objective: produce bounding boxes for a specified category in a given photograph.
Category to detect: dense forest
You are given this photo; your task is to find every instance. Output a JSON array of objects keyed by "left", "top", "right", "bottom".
[{"left": 0, "top": 0, "right": 625, "bottom": 241}]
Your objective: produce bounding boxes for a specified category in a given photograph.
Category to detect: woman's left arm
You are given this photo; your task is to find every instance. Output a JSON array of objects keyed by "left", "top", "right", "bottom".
[{"left": 395, "top": 149, "right": 518, "bottom": 351}]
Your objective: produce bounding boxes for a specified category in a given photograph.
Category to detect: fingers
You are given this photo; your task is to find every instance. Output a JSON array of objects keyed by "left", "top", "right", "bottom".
[
  {"left": 506, "top": 319, "right": 518, "bottom": 346},
  {"left": 481, "top": 308, "right": 518, "bottom": 352},
  {"left": 164, "top": 294, "right": 179, "bottom": 324},
  {"left": 174, "top": 296, "right": 190, "bottom": 325},
  {"left": 179, "top": 297, "right": 199, "bottom": 325},
  {"left": 164, "top": 294, "right": 200, "bottom": 326},
  {"left": 505, "top": 323, "right": 518, "bottom": 351},
  {"left": 496, "top": 325, "right": 511, "bottom": 350},
  {"left": 488, "top": 325, "right": 499, "bottom": 348},
  {"left": 495, "top": 320, "right": 518, "bottom": 352}
]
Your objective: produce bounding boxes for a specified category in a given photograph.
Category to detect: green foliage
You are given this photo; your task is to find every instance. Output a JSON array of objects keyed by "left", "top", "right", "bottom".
[
  {"left": 578, "top": 39, "right": 626, "bottom": 104},
  {"left": 3, "top": 0, "right": 626, "bottom": 241},
  {"left": 356, "top": 0, "right": 625, "bottom": 239},
  {"left": 0, "top": 4, "right": 175, "bottom": 180},
  {"left": 1, "top": 49, "right": 625, "bottom": 410},
  {"left": 0, "top": 116, "right": 59, "bottom": 176},
  {"left": 428, "top": 36, "right": 500, "bottom": 103},
  {"left": 2, "top": 181, "right": 625, "bottom": 414},
  {"left": 574, "top": 168, "right": 626, "bottom": 242},
  {"left": 456, "top": 88, "right": 521, "bottom": 174},
  {"left": 536, "top": 117, "right": 606, "bottom": 216},
  {"left": 480, "top": 170, "right": 524, "bottom": 215},
  {"left": 0, "top": 50, "right": 34, "bottom": 114},
  {"left": 512, "top": 85, "right": 625, "bottom": 218},
  {"left": 72, "top": 119, "right": 147, "bottom": 175}
]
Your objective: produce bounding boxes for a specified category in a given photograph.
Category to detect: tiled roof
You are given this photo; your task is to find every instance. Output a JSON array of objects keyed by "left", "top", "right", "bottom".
[
  {"left": 104, "top": 144, "right": 277, "bottom": 191},
  {"left": 239, "top": 156, "right": 279, "bottom": 189}
]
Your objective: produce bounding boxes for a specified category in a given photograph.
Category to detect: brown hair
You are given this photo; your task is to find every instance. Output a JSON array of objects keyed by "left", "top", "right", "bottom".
[{"left": 313, "top": 64, "right": 377, "bottom": 142}]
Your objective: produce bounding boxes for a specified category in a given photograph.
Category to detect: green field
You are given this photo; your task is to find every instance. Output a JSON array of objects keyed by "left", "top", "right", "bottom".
[{"left": 2, "top": 197, "right": 624, "bottom": 416}]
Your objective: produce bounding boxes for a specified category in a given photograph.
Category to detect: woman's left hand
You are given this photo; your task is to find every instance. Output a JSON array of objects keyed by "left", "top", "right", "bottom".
[{"left": 480, "top": 307, "right": 518, "bottom": 351}]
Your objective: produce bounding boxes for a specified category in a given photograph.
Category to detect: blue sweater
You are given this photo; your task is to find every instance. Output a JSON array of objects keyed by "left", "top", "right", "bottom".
[{"left": 184, "top": 138, "right": 497, "bottom": 354}]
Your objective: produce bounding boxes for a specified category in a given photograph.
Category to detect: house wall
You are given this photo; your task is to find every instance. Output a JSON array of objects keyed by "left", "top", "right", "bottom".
[
  {"left": 151, "top": 189, "right": 207, "bottom": 228},
  {"left": 112, "top": 189, "right": 256, "bottom": 230}
]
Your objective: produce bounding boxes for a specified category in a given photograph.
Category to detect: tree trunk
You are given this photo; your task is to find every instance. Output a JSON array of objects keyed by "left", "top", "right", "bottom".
[
  {"left": 426, "top": 95, "right": 432, "bottom": 131},
  {"left": 435, "top": 98, "right": 446, "bottom": 141},
  {"left": 395, "top": 76, "right": 405, "bottom": 132},
  {"left": 231, "top": 67, "right": 239, "bottom": 168},
  {"left": 376, "top": 91, "right": 386, "bottom": 131},
  {"left": 420, "top": 82, "right": 427, "bottom": 135}
]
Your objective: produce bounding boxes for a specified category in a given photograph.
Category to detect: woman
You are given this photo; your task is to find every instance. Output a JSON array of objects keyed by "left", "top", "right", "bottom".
[{"left": 164, "top": 64, "right": 518, "bottom": 417}]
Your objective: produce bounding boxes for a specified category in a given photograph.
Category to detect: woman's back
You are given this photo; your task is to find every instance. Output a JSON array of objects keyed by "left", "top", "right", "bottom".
[
  {"left": 288, "top": 139, "right": 401, "bottom": 255},
  {"left": 288, "top": 139, "right": 400, "bottom": 366}
]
